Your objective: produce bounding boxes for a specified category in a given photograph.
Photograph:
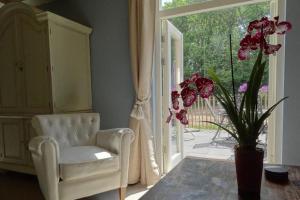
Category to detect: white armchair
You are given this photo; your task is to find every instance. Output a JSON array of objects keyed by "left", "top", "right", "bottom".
[{"left": 29, "top": 113, "right": 134, "bottom": 200}]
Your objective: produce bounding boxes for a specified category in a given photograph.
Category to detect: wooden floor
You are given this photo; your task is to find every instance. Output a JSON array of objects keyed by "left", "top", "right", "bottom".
[
  {"left": 0, "top": 171, "right": 147, "bottom": 200},
  {"left": 0, "top": 171, "right": 44, "bottom": 200},
  {"left": 0, "top": 171, "right": 119, "bottom": 200}
]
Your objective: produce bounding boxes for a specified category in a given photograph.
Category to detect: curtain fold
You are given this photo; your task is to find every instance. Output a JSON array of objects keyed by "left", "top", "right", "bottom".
[{"left": 128, "top": 0, "right": 160, "bottom": 186}]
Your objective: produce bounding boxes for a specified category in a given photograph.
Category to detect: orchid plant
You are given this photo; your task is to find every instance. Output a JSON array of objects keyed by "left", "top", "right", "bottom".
[{"left": 167, "top": 16, "right": 292, "bottom": 149}]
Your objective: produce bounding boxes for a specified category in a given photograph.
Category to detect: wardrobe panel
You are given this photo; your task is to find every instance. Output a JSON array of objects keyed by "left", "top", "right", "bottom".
[
  {"left": 0, "top": 19, "right": 22, "bottom": 111},
  {"left": 49, "top": 21, "right": 92, "bottom": 112},
  {"left": 19, "top": 15, "right": 51, "bottom": 113}
]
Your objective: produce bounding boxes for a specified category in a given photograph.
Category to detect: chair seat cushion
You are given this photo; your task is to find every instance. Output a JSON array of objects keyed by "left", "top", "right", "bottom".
[{"left": 59, "top": 146, "right": 119, "bottom": 181}]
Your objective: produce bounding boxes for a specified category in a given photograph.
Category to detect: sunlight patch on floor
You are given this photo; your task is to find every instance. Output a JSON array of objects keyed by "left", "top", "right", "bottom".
[{"left": 126, "top": 183, "right": 149, "bottom": 200}]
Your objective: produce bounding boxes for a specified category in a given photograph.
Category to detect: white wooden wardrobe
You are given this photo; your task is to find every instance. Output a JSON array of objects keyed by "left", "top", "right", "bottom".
[{"left": 0, "top": 2, "right": 92, "bottom": 174}]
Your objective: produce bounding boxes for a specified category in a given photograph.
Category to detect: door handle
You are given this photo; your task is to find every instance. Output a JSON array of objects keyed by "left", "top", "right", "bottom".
[{"left": 15, "top": 61, "right": 24, "bottom": 72}]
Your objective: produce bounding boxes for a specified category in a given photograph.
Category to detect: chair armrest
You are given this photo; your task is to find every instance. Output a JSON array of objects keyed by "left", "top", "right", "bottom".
[
  {"left": 96, "top": 128, "right": 134, "bottom": 187},
  {"left": 29, "top": 136, "right": 59, "bottom": 157},
  {"left": 96, "top": 128, "right": 134, "bottom": 154},
  {"left": 29, "top": 136, "right": 60, "bottom": 200}
]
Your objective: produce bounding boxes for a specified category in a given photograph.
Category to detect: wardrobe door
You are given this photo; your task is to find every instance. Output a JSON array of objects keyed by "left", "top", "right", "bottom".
[
  {"left": 0, "top": 118, "right": 26, "bottom": 164},
  {"left": 48, "top": 20, "right": 92, "bottom": 113},
  {"left": 18, "top": 15, "right": 51, "bottom": 114},
  {"left": 0, "top": 18, "right": 23, "bottom": 113}
]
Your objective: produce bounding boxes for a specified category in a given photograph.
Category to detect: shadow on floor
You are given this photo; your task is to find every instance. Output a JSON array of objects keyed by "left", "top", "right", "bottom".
[
  {"left": 0, "top": 171, "right": 122, "bottom": 200},
  {"left": 0, "top": 171, "right": 43, "bottom": 200}
]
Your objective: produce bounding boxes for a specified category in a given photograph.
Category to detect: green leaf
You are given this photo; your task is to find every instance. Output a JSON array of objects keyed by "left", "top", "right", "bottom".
[
  {"left": 209, "top": 69, "right": 245, "bottom": 136},
  {"left": 249, "top": 60, "right": 267, "bottom": 121},
  {"left": 253, "top": 96, "right": 288, "bottom": 138},
  {"left": 244, "top": 50, "right": 263, "bottom": 123}
]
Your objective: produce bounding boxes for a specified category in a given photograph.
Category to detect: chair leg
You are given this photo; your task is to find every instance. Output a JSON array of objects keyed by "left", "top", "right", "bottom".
[{"left": 119, "top": 187, "right": 126, "bottom": 200}]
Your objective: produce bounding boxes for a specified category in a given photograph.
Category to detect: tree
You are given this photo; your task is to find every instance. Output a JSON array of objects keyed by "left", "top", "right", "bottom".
[{"left": 163, "top": 1, "right": 270, "bottom": 92}]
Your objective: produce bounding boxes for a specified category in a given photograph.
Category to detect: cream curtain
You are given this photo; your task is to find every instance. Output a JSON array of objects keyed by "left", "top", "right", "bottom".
[{"left": 128, "top": 0, "right": 160, "bottom": 186}]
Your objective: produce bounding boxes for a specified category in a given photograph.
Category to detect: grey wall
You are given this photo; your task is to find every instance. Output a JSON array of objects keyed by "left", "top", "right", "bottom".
[
  {"left": 41, "top": 0, "right": 134, "bottom": 130},
  {"left": 282, "top": 0, "right": 300, "bottom": 165}
]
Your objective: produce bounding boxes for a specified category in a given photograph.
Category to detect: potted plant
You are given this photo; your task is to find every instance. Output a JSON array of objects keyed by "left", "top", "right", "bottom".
[{"left": 167, "top": 16, "right": 292, "bottom": 198}]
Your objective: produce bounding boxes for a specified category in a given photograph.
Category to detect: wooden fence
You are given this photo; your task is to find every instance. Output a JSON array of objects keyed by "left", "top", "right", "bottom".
[{"left": 187, "top": 93, "right": 268, "bottom": 129}]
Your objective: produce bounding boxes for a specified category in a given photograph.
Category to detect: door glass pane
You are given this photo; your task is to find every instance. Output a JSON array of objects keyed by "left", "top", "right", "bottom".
[
  {"left": 170, "top": 37, "right": 180, "bottom": 156},
  {"left": 161, "top": 0, "right": 212, "bottom": 10},
  {"left": 165, "top": 2, "right": 270, "bottom": 160}
]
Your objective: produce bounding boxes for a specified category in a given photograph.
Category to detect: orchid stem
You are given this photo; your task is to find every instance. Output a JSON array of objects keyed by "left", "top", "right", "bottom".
[{"left": 229, "top": 34, "right": 237, "bottom": 109}]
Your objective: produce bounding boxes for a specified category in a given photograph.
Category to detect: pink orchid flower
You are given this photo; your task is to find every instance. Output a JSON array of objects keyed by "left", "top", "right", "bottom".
[
  {"left": 180, "top": 87, "right": 197, "bottom": 107},
  {"left": 179, "top": 72, "right": 201, "bottom": 88},
  {"left": 259, "top": 85, "right": 268, "bottom": 93},
  {"left": 238, "top": 16, "right": 292, "bottom": 60},
  {"left": 171, "top": 91, "right": 180, "bottom": 110},
  {"left": 195, "top": 77, "right": 214, "bottom": 98},
  {"left": 238, "top": 82, "right": 248, "bottom": 93},
  {"left": 166, "top": 108, "right": 173, "bottom": 123},
  {"left": 176, "top": 109, "right": 188, "bottom": 125}
]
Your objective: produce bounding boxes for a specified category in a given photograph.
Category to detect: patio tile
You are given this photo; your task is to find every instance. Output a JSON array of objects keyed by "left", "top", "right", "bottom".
[{"left": 183, "top": 129, "right": 267, "bottom": 161}]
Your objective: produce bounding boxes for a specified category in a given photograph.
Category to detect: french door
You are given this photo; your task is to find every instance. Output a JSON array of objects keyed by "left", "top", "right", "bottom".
[
  {"left": 157, "top": 0, "right": 284, "bottom": 173},
  {"left": 162, "top": 20, "right": 184, "bottom": 173}
]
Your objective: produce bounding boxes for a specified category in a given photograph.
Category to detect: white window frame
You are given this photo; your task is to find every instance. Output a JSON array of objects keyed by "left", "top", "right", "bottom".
[
  {"left": 154, "top": 0, "right": 286, "bottom": 172},
  {"left": 159, "top": 0, "right": 269, "bottom": 19},
  {"left": 267, "top": 0, "right": 286, "bottom": 164}
]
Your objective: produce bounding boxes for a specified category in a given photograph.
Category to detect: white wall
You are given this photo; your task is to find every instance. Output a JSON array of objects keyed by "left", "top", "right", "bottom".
[{"left": 282, "top": 0, "right": 300, "bottom": 165}]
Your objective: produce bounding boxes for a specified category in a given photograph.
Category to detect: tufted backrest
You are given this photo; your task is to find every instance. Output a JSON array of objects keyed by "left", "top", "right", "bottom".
[{"left": 32, "top": 113, "right": 100, "bottom": 148}]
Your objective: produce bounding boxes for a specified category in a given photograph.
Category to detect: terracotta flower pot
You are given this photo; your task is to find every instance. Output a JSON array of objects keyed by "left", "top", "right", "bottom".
[{"left": 235, "top": 146, "right": 264, "bottom": 199}]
